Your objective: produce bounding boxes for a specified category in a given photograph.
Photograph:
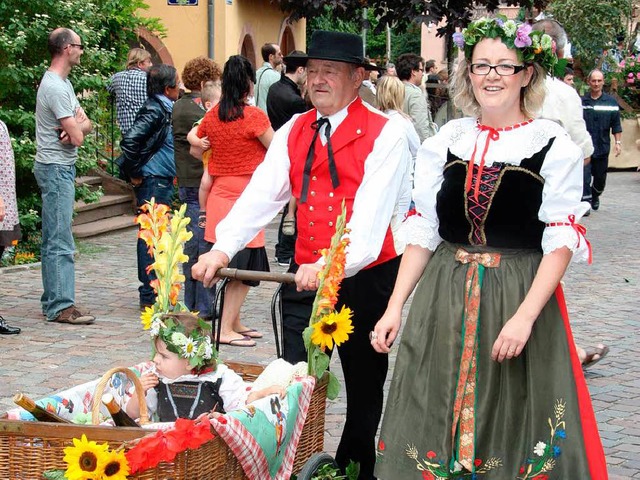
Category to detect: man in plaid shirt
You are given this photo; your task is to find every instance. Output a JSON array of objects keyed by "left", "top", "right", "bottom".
[{"left": 107, "top": 48, "right": 152, "bottom": 136}]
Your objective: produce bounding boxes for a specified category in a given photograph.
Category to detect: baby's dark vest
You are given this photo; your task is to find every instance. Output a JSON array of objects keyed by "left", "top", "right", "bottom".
[{"left": 155, "top": 378, "right": 224, "bottom": 422}]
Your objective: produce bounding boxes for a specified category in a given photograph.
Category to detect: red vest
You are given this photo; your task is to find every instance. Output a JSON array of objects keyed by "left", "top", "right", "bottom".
[{"left": 287, "top": 98, "right": 399, "bottom": 268}]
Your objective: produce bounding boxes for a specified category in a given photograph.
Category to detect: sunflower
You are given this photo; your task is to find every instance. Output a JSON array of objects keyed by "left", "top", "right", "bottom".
[
  {"left": 140, "top": 306, "right": 155, "bottom": 330},
  {"left": 310, "top": 305, "right": 354, "bottom": 350},
  {"left": 63, "top": 434, "right": 109, "bottom": 480},
  {"left": 101, "top": 449, "right": 130, "bottom": 480}
]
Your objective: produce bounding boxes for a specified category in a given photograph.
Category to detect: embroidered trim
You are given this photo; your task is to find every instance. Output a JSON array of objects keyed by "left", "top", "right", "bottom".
[
  {"left": 517, "top": 399, "right": 567, "bottom": 479},
  {"left": 406, "top": 215, "right": 441, "bottom": 251}
]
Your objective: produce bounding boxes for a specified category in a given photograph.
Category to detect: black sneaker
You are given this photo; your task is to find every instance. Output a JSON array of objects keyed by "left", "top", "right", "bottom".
[
  {"left": 591, "top": 197, "right": 600, "bottom": 210},
  {"left": 275, "top": 258, "right": 291, "bottom": 267}
]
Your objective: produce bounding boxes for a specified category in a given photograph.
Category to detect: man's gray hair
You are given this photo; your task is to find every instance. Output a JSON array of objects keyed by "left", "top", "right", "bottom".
[{"left": 532, "top": 19, "right": 568, "bottom": 54}]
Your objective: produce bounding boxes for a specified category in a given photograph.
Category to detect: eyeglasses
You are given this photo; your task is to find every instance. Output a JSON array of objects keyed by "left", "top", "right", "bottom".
[
  {"left": 67, "top": 43, "right": 84, "bottom": 50},
  {"left": 469, "top": 63, "right": 526, "bottom": 76}
]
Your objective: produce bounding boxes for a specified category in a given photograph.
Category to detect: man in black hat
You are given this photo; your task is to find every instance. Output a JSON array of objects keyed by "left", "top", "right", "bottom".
[
  {"left": 267, "top": 50, "right": 309, "bottom": 131},
  {"left": 193, "top": 30, "right": 412, "bottom": 479}
]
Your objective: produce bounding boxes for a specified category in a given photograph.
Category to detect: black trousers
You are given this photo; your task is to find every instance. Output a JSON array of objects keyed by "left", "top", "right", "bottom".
[
  {"left": 281, "top": 257, "right": 401, "bottom": 480},
  {"left": 583, "top": 154, "right": 609, "bottom": 201}
]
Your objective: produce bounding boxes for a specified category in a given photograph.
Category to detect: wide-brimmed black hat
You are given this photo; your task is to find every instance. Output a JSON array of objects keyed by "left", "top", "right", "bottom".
[
  {"left": 305, "top": 30, "right": 379, "bottom": 71},
  {"left": 283, "top": 50, "right": 308, "bottom": 69}
]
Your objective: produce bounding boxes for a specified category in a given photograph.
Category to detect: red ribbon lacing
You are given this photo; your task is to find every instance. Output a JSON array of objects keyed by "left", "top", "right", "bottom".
[
  {"left": 465, "top": 124, "right": 500, "bottom": 201},
  {"left": 465, "top": 119, "right": 534, "bottom": 201},
  {"left": 546, "top": 214, "right": 593, "bottom": 264}
]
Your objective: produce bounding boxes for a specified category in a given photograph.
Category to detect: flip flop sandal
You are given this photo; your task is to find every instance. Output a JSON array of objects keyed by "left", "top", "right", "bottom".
[
  {"left": 582, "top": 344, "right": 610, "bottom": 369},
  {"left": 237, "top": 328, "right": 264, "bottom": 339},
  {"left": 219, "top": 336, "right": 256, "bottom": 347}
]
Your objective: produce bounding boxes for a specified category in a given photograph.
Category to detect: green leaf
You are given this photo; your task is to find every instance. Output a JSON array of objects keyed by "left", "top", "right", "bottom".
[
  {"left": 43, "top": 470, "right": 68, "bottom": 480},
  {"left": 303, "top": 325, "right": 313, "bottom": 351},
  {"left": 326, "top": 371, "right": 341, "bottom": 400},
  {"left": 313, "top": 350, "right": 330, "bottom": 379},
  {"left": 345, "top": 461, "right": 360, "bottom": 480}
]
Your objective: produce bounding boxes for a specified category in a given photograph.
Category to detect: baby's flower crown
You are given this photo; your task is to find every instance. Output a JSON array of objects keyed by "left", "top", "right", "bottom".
[
  {"left": 151, "top": 313, "right": 216, "bottom": 373},
  {"left": 453, "top": 15, "right": 557, "bottom": 74}
]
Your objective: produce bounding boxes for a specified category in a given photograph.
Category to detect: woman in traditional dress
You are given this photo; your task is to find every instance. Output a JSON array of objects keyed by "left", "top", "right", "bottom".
[
  {"left": 371, "top": 17, "right": 608, "bottom": 479},
  {"left": 197, "top": 55, "right": 274, "bottom": 347}
]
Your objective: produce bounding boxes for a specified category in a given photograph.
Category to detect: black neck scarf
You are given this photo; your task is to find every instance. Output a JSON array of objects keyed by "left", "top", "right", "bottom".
[{"left": 300, "top": 117, "right": 340, "bottom": 203}]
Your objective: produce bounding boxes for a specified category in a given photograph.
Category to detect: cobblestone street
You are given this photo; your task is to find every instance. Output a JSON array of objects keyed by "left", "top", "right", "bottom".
[{"left": 1, "top": 171, "right": 639, "bottom": 478}]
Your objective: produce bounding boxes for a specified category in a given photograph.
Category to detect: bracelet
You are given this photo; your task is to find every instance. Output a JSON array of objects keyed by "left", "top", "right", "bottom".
[{"left": 615, "top": 141, "right": 621, "bottom": 144}]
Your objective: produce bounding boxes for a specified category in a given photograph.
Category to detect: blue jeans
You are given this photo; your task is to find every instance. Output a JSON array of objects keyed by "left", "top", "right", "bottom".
[
  {"left": 135, "top": 177, "right": 175, "bottom": 305},
  {"left": 33, "top": 162, "right": 76, "bottom": 320},
  {"left": 178, "top": 187, "right": 215, "bottom": 318}
]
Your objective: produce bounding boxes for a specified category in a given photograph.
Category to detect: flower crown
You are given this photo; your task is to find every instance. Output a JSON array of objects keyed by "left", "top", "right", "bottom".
[
  {"left": 137, "top": 199, "right": 216, "bottom": 372},
  {"left": 153, "top": 314, "right": 216, "bottom": 372},
  {"left": 453, "top": 15, "right": 557, "bottom": 74}
]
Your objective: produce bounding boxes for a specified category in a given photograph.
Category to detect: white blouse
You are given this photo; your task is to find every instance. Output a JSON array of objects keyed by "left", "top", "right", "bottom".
[{"left": 407, "top": 117, "right": 591, "bottom": 263}]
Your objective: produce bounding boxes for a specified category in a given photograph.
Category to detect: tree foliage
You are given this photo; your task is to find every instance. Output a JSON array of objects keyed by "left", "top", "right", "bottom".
[
  {"left": 306, "top": 6, "right": 420, "bottom": 62},
  {"left": 0, "top": 0, "right": 163, "bottom": 262},
  {"left": 276, "top": 0, "right": 550, "bottom": 38},
  {"left": 548, "top": 0, "right": 630, "bottom": 71}
]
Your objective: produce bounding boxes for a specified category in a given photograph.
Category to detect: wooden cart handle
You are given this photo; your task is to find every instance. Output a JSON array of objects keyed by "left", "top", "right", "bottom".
[
  {"left": 92, "top": 367, "right": 149, "bottom": 425},
  {"left": 216, "top": 268, "right": 295, "bottom": 284}
]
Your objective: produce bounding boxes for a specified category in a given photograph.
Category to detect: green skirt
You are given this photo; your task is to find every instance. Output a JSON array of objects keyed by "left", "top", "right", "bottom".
[{"left": 375, "top": 242, "right": 607, "bottom": 479}]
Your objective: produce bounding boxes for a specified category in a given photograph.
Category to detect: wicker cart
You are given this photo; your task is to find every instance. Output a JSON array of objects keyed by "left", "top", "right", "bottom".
[{"left": 0, "top": 361, "right": 327, "bottom": 480}]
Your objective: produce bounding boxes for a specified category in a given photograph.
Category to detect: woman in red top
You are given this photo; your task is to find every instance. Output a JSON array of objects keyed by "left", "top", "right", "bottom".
[{"left": 197, "top": 55, "right": 274, "bottom": 347}]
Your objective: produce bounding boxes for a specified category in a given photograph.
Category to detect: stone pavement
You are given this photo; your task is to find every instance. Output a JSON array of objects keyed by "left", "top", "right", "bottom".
[{"left": 1, "top": 171, "right": 639, "bottom": 478}]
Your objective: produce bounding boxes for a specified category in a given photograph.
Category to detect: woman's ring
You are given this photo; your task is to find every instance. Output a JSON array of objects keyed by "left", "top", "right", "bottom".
[{"left": 369, "top": 331, "right": 378, "bottom": 341}]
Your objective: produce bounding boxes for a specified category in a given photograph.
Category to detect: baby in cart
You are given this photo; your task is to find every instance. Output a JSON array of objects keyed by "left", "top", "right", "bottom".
[{"left": 126, "top": 312, "right": 285, "bottom": 422}]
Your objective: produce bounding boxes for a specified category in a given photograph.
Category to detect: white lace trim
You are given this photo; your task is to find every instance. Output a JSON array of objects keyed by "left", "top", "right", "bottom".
[
  {"left": 542, "top": 226, "right": 589, "bottom": 263},
  {"left": 406, "top": 215, "right": 442, "bottom": 251},
  {"left": 446, "top": 118, "right": 563, "bottom": 166}
]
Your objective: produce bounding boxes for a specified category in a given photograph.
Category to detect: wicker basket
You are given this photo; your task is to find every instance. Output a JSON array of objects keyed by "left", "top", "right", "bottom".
[{"left": 0, "top": 361, "right": 327, "bottom": 479}]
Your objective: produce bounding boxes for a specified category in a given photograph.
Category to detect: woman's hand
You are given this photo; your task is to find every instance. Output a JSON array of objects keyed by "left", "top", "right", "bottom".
[
  {"left": 139, "top": 372, "right": 159, "bottom": 393},
  {"left": 491, "top": 314, "right": 534, "bottom": 362},
  {"left": 370, "top": 306, "right": 403, "bottom": 354}
]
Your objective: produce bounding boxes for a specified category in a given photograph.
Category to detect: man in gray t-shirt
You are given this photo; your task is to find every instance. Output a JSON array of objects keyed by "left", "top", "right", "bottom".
[{"left": 34, "top": 27, "right": 95, "bottom": 325}]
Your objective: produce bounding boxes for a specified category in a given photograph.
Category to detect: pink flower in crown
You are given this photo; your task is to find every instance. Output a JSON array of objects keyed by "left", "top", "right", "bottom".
[{"left": 514, "top": 24, "right": 533, "bottom": 48}]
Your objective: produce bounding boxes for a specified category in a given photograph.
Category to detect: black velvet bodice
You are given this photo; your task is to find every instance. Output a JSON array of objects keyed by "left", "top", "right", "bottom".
[
  {"left": 436, "top": 137, "right": 555, "bottom": 250},
  {"left": 155, "top": 378, "right": 225, "bottom": 422}
]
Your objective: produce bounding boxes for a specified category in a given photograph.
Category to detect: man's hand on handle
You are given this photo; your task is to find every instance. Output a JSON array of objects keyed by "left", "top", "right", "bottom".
[{"left": 192, "top": 250, "right": 230, "bottom": 288}]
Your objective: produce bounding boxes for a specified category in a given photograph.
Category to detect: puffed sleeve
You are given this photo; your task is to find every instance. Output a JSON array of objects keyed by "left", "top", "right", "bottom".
[
  {"left": 217, "top": 364, "right": 251, "bottom": 412},
  {"left": 539, "top": 130, "right": 592, "bottom": 263},
  {"left": 407, "top": 124, "right": 449, "bottom": 251}
]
